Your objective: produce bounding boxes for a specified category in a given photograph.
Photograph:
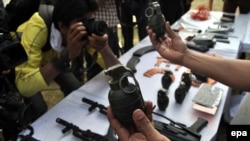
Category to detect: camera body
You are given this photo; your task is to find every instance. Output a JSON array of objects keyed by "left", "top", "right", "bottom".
[
  {"left": 0, "top": 36, "right": 28, "bottom": 72},
  {"left": 146, "top": 1, "right": 166, "bottom": 38},
  {"left": 82, "top": 18, "right": 108, "bottom": 36},
  {"left": 0, "top": 35, "right": 29, "bottom": 140}
]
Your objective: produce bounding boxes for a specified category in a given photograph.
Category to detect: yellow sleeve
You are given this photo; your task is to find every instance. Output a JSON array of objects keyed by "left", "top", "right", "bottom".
[{"left": 15, "top": 13, "right": 51, "bottom": 97}]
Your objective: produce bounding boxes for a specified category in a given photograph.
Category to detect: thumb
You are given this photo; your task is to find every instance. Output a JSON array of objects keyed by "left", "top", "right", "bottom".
[{"left": 132, "top": 109, "right": 160, "bottom": 140}]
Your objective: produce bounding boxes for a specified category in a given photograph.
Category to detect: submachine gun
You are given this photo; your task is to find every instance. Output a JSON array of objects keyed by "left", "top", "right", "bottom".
[
  {"left": 153, "top": 112, "right": 208, "bottom": 141},
  {"left": 56, "top": 118, "right": 111, "bottom": 141}
]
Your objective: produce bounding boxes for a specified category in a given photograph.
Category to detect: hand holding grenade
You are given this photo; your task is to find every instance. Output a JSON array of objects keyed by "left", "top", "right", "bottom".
[
  {"left": 146, "top": 1, "right": 166, "bottom": 38},
  {"left": 105, "top": 64, "right": 145, "bottom": 125}
]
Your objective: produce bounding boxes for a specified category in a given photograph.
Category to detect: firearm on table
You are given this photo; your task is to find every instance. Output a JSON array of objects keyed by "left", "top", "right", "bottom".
[
  {"left": 56, "top": 118, "right": 108, "bottom": 141},
  {"left": 82, "top": 97, "right": 107, "bottom": 115},
  {"left": 153, "top": 112, "right": 208, "bottom": 141}
]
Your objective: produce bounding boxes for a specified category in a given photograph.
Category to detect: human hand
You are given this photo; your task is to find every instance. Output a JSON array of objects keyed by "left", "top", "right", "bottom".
[
  {"left": 88, "top": 33, "right": 109, "bottom": 53},
  {"left": 147, "top": 22, "right": 188, "bottom": 65},
  {"left": 66, "top": 22, "right": 88, "bottom": 61},
  {"left": 107, "top": 101, "right": 170, "bottom": 141}
]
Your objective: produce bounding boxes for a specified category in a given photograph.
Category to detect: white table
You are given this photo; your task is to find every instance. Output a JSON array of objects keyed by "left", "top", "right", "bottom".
[
  {"left": 19, "top": 35, "right": 241, "bottom": 141},
  {"left": 175, "top": 10, "right": 250, "bottom": 53},
  {"left": 19, "top": 11, "right": 242, "bottom": 141}
]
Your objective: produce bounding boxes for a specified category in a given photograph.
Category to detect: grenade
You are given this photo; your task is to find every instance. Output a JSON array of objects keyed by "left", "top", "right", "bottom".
[
  {"left": 181, "top": 71, "right": 192, "bottom": 92},
  {"left": 146, "top": 1, "right": 166, "bottom": 38},
  {"left": 161, "top": 70, "right": 174, "bottom": 89},
  {"left": 157, "top": 88, "right": 169, "bottom": 111},
  {"left": 175, "top": 81, "right": 187, "bottom": 104},
  {"left": 104, "top": 64, "right": 145, "bottom": 125}
]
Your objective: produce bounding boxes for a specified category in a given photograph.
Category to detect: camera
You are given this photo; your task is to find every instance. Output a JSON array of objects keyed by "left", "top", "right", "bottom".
[
  {"left": 0, "top": 41, "right": 27, "bottom": 71},
  {"left": 82, "top": 18, "right": 108, "bottom": 36},
  {"left": 0, "top": 35, "right": 28, "bottom": 72},
  {"left": 0, "top": 34, "right": 27, "bottom": 109},
  {"left": 146, "top": 1, "right": 166, "bottom": 38},
  {"left": 0, "top": 35, "right": 29, "bottom": 140}
]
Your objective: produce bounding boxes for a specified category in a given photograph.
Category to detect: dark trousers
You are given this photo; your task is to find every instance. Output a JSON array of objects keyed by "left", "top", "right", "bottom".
[
  {"left": 182, "top": 0, "right": 192, "bottom": 13},
  {"left": 24, "top": 72, "right": 81, "bottom": 121},
  {"left": 118, "top": 0, "right": 148, "bottom": 53},
  {"left": 223, "top": 0, "right": 250, "bottom": 14},
  {"left": 158, "top": 0, "right": 184, "bottom": 25},
  {"left": 0, "top": 0, "right": 9, "bottom": 33}
]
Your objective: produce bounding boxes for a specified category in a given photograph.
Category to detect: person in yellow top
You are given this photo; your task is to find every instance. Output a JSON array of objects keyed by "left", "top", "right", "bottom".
[{"left": 15, "top": 0, "right": 120, "bottom": 121}]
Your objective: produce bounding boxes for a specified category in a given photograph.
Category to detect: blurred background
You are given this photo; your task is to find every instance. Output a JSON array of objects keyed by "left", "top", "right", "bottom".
[
  {"left": 42, "top": 0, "right": 225, "bottom": 109},
  {"left": 2, "top": 0, "right": 225, "bottom": 108}
]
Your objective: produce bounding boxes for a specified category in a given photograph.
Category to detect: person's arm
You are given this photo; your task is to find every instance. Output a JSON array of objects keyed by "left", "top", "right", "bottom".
[
  {"left": 183, "top": 50, "right": 250, "bottom": 90},
  {"left": 15, "top": 13, "right": 58, "bottom": 97},
  {"left": 98, "top": 46, "right": 120, "bottom": 68},
  {"left": 147, "top": 22, "right": 250, "bottom": 91},
  {"left": 88, "top": 34, "right": 120, "bottom": 68}
]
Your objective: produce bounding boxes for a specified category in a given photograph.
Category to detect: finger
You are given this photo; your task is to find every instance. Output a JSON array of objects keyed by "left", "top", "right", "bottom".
[
  {"left": 68, "top": 22, "right": 82, "bottom": 37},
  {"left": 89, "top": 34, "right": 108, "bottom": 45},
  {"left": 147, "top": 28, "right": 158, "bottom": 47},
  {"left": 107, "top": 106, "right": 121, "bottom": 130},
  {"left": 107, "top": 106, "right": 130, "bottom": 141},
  {"left": 129, "top": 133, "right": 146, "bottom": 141},
  {"left": 165, "top": 22, "right": 178, "bottom": 39},
  {"left": 145, "top": 101, "right": 153, "bottom": 122},
  {"left": 164, "top": 37, "right": 172, "bottom": 48},
  {"left": 133, "top": 109, "right": 159, "bottom": 140},
  {"left": 93, "top": 34, "right": 108, "bottom": 46},
  {"left": 68, "top": 22, "right": 86, "bottom": 41}
]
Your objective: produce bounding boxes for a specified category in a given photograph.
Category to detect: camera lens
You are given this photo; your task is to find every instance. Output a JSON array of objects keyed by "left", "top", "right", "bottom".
[{"left": 88, "top": 21, "right": 108, "bottom": 36}]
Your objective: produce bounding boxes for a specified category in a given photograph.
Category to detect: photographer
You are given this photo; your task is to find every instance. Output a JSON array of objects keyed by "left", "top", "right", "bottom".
[
  {"left": 15, "top": 0, "right": 120, "bottom": 122},
  {"left": 84, "top": 0, "right": 121, "bottom": 81}
]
